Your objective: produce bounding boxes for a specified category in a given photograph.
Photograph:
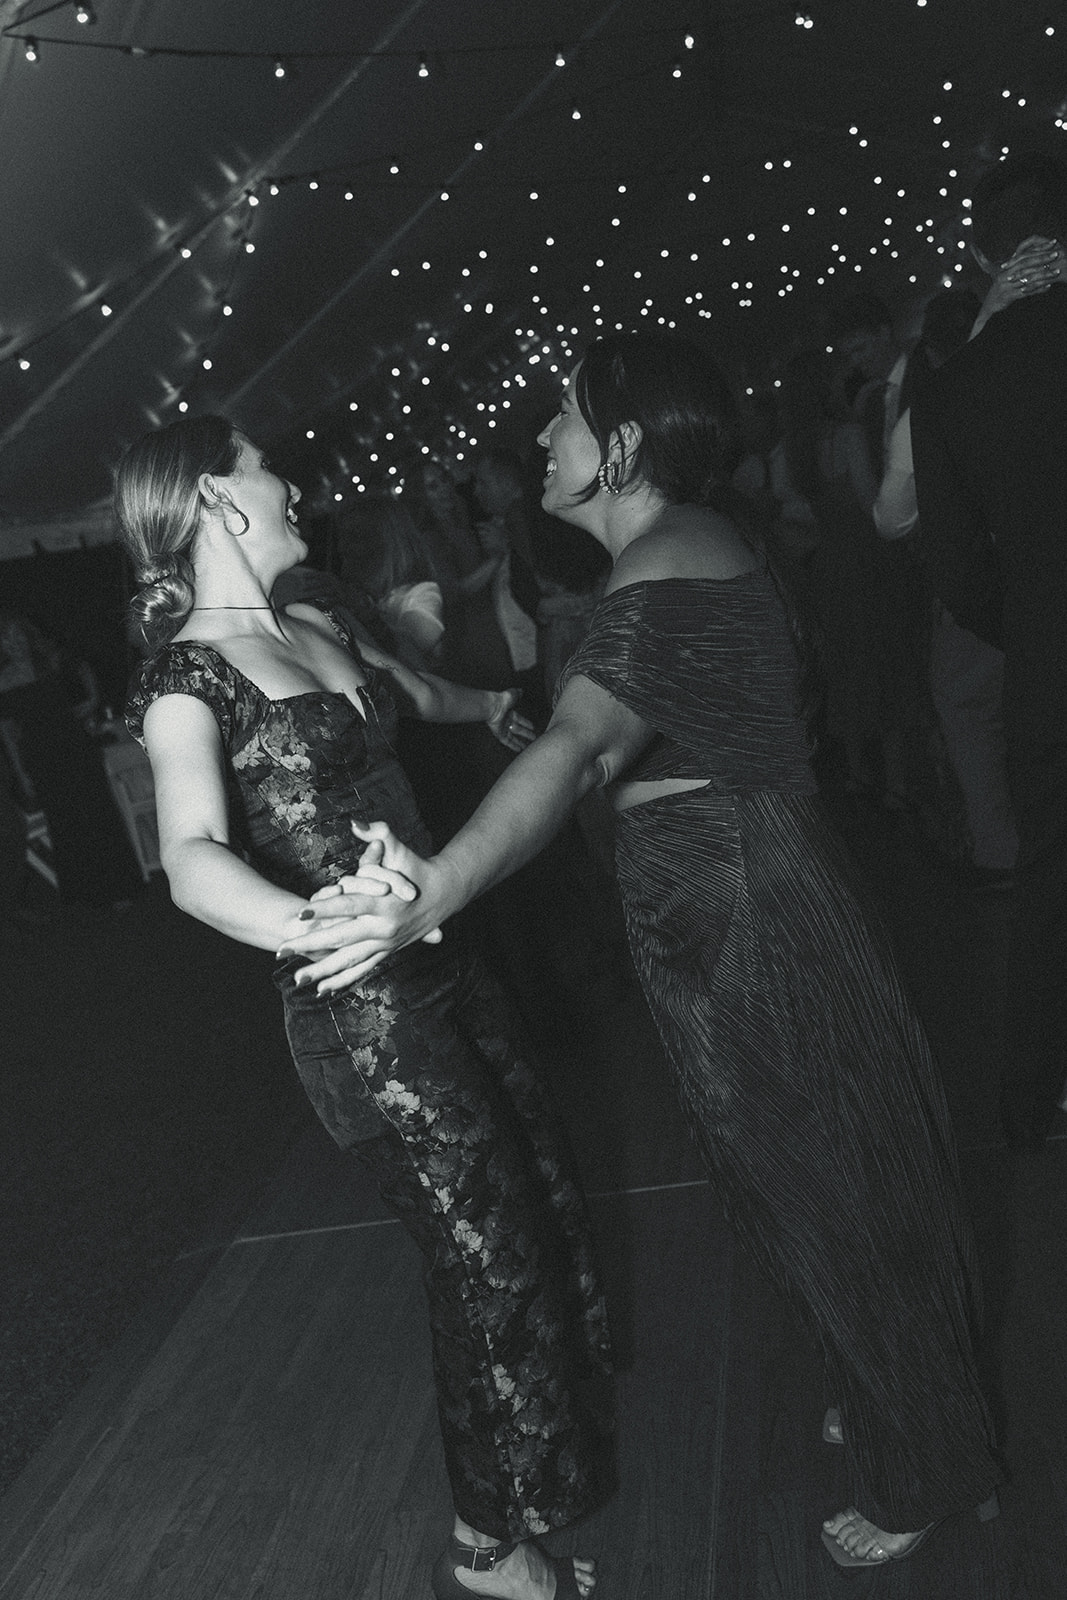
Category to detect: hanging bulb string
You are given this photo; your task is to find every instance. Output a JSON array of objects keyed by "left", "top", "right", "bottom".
[
  {"left": 0, "top": 22, "right": 695, "bottom": 59},
  {"left": 0, "top": 182, "right": 261, "bottom": 373},
  {"left": 262, "top": 47, "right": 705, "bottom": 193},
  {"left": 9, "top": 0, "right": 79, "bottom": 30}
]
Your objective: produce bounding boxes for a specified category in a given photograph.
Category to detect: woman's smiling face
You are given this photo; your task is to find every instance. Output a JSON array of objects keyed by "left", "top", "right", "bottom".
[{"left": 536, "top": 366, "right": 602, "bottom": 522}]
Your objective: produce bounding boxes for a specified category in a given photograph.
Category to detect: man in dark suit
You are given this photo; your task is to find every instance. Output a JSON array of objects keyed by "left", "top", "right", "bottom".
[{"left": 911, "top": 152, "right": 1067, "bottom": 1150}]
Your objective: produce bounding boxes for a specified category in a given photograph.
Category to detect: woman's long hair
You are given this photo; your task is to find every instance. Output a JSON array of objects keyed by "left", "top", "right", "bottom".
[
  {"left": 334, "top": 497, "right": 443, "bottom": 600},
  {"left": 114, "top": 414, "right": 241, "bottom": 651}
]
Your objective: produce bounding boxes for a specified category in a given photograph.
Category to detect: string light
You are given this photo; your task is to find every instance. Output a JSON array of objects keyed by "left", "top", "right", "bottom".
[
  {"left": 74, "top": 3, "right": 96, "bottom": 25},
  {"left": 12, "top": 12, "right": 1047, "bottom": 491},
  {"left": 23, "top": 36, "right": 38, "bottom": 62}
]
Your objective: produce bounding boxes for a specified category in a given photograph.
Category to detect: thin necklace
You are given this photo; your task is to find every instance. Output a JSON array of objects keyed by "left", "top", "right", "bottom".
[{"left": 189, "top": 604, "right": 276, "bottom": 611}]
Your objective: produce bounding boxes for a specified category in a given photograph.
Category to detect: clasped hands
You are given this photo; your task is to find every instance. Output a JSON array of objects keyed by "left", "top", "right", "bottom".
[
  {"left": 276, "top": 823, "right": 446, "bottom": 993},
  {"left": 972, "top": 234, "right": 1066, "bottom": 337}
]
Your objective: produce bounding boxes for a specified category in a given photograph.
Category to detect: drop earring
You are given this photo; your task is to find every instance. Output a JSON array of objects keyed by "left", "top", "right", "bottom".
[
  {"left": 597, "top": 459, "right": 622, "bottom": 495},
  {"left": 221, "top": 505, "right": 250, "bottom": 537}
]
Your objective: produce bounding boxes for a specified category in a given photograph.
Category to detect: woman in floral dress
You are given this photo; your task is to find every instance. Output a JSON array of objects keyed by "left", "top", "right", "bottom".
[{"left": 119, "top": 416, "right": 611, "bottom": 1600}]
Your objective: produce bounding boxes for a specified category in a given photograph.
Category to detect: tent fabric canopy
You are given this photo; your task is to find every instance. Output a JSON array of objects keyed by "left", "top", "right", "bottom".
[{"left": 0, "top": 0, "right": 1062, "bottom": 541}]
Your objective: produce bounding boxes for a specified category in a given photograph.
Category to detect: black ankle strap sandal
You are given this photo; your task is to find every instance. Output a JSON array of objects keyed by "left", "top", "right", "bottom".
[{"left": 431, "top": 1534, "right": 584, "bottom": 1598}]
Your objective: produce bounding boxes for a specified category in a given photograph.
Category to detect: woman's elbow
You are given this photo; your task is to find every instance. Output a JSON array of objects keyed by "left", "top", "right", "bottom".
[
  {"left": 159, "top": 852, "right": 196, "bottom": 917},
  {"left": 158, "top": 836, "right": 215, "bottom": 918}
]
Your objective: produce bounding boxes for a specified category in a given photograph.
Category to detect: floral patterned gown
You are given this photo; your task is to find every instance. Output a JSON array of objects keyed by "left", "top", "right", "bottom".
[{"left": 126, "top": 608, "right": 613, "bottom": 1541}]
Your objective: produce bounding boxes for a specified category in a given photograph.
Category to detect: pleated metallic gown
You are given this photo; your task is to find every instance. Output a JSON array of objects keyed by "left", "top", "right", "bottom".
[{"left": 560, "top": 571, "right": 1001, "bottom": 1533}]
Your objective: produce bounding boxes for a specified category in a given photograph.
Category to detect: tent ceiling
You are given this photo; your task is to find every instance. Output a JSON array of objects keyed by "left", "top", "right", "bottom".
[{"left": 0, "top": 0, "right": 1062, "bottom": 520}]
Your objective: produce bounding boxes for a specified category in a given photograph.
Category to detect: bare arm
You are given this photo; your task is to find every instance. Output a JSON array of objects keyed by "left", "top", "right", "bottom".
[
  {"left": 872, "top": 408, "right": 917, "bottom": 541},
  {"left": 279, "top": 520, "right": 748, "bottom": 988},
  {"left": 143, "top": 694, "right": 402, "bottom": 951},
  {"left": 278, "top": 671, "right": 654, "bottom": 988},
  {"left": 455, "top": 555, "right": 500, "bottom": 596},
  {"left": 290, "top": 604, "right": 532, "bottom": 749}
]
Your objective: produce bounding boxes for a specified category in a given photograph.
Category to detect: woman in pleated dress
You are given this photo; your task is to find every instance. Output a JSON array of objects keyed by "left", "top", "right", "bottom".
[{"left": 284, "top": 331, "right": 1002, "bottom": 1572}]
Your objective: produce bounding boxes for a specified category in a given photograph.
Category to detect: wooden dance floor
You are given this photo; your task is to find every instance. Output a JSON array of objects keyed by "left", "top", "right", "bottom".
[{"left": 2, "top": 826, "right": 1066, "bottom": 1598}]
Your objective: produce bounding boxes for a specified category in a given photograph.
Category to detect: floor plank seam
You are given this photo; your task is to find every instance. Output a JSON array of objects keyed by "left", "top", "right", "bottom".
[{"left": 175, "top": 1179, "right": 720, "bottom": 1258}]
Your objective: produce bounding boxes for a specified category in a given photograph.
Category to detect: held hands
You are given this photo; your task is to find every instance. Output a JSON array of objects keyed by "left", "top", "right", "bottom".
[
  {"left": 972, "top": 235, "right": 1067, "bottom": 338},
  {"left": 487, "top": 688, "right": 536, "bottom": 752},
  {"left": 276, "top": 825, "right": 446, "bottom": 993}
]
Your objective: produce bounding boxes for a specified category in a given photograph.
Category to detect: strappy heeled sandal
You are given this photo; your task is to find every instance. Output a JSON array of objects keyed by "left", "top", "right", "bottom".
[
  {"left": 431, "top": 1535, "right": 585, "bottom": 1599},
  {"left": 821, "top": 1492, "right": 1000, "bottom": 1570}
]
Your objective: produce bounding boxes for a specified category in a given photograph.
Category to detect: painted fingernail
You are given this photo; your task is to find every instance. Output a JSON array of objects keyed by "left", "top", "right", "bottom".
[
  {"left": 276, "top": 946, "right": 292, "bottom": 958},
  {"left": 297, "top": 908, "right": 315, "bottom": 921}
]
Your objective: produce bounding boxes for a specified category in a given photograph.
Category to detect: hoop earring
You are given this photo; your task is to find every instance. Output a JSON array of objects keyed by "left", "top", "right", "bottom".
[
  {"left": 222, "top": 505, "right": 250, "bottom": 537},
  {"left": 598, "top": 459, "right": 623, "bottom": 495}
]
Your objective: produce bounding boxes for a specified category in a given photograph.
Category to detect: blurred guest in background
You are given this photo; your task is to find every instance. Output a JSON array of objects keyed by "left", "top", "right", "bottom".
[
  {"left": 875, "top": 284, "right": 1024, "bottom": 880},
  {"left": 334, "top": 496, "right": 447, "bottom": 671},
  {"left": 0, "top": 609, "right": 137, "bottom": 906},
  {"left": 912, "top": 151, "right": 1067, "bottom": 1149},
  {"left": 778, "top": 349, "right": 882, "bottom": 794}
]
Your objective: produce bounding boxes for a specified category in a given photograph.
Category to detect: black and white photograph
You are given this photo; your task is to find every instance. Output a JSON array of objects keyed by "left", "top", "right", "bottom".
[{"left": 1, "top": 3, "right": 1065, "bottom": 1596}]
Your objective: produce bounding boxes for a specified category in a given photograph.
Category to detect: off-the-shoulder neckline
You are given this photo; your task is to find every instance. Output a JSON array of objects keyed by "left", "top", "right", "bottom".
[{"left": 602, "top": 568, "right": 767, "bottom": 601}]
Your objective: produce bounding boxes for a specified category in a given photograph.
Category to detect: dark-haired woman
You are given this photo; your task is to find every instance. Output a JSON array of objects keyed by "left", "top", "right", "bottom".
[
  {"left": 118, "top": 416, "right": 611, "bottom": 1600},
  {"left": 286, "top": 332, "right": 1002, "bottom": 1571}
]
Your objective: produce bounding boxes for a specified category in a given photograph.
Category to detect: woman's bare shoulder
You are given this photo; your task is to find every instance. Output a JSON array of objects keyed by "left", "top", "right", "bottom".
[{"left": 608, "top": 508, "right": 758, "bottom": 590}]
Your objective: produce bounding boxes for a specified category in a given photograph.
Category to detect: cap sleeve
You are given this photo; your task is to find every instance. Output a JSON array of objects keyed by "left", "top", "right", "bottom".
[
  {"left": 556, "top": 574, "right": 805, "bottom": 757},
  {"left": 556, "top": 584, "right": 643, "bottom": 710},
  {"left": 125, "top": 642, "right": 236, "bottom": 747}
]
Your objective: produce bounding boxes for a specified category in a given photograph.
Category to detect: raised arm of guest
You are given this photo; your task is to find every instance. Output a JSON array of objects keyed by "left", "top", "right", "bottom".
[{"left": 873, "top": 408, "right": 917, "bottom": 541}]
